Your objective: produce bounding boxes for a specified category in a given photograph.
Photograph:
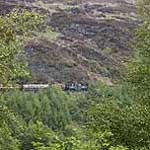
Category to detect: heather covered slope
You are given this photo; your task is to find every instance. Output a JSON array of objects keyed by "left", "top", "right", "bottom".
[{"left": 0, "top": 0, "right": 138, "bottom": 84}]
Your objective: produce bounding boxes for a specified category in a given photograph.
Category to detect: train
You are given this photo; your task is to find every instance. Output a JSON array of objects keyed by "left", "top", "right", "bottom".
[
  {"left": 0, "top": 82, "right": 89, "bottom": 92},
  {"left": 64, "top": 82, "right": 88, "bottom": 91}
]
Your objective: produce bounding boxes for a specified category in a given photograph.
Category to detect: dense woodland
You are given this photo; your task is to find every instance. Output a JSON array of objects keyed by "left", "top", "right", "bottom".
[{"left": 0, "top": 0, "right": 150, "bottom": 150}]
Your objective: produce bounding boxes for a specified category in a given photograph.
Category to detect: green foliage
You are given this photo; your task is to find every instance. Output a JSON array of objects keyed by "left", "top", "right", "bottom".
[
  {"left": 0, "top": 105, "right": 22, "bottom": 150},
  {"left": 86, "top": 27, "right": 150, "bottom": 147},
  {"left": 0, "top": 81, "right": 150, "bottom": 150},
  {"left": 22, "top": 121, "right": 61, "bottom": 150},
  {"left": 1, "top": 2, "right": 150, "bottom": 150},
  {"left": 1, "top": 87, "right": 71, "bottom": 131},
  {"left": 126, "top": 0, "right": 150, "bottom": 103},
  {"left": 0, "top": 127, "right": 20, "bottom": 150},
  {"left": 0, "top": 10, "right": 45, "bottom": 84},
  {"left": 88, "top": 99, "right": 150, "bottom": 149},
  {"left": 109, "top": 146, "right": 128, "bottom": 150},
  {"left": 32, "top": 136, "right": 80, "bottom": 150},
  {"left": 0, "top": 10, "right": 45, "bottom": 149},
  {"left": 20, "top": 121, "right": 80, "bottom": 150},
  {"left": 67, "top": 81, "right": 116, "bottom": 125},
  {"left": 137, "top": 0, "right": 150, "bottom": 19}
]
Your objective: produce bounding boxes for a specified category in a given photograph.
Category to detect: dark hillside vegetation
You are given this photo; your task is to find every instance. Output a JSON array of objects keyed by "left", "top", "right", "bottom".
[{"left": 0, "top": 0, "right": 138, "bottom": 84}]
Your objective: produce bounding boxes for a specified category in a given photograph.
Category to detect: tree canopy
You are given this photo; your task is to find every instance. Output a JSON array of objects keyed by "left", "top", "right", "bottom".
[{"left": 0, "top": 10, "right": 45, "bottom": 85}]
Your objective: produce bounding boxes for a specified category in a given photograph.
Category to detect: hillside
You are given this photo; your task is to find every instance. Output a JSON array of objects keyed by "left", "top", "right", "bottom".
[{"left": 0, "top": 0, "right": 138, "bottom": 84}]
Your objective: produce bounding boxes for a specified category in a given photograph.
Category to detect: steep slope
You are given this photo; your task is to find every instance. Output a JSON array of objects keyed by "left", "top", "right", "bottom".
[{"left": 0, "top": 0, "right": 138, "bottom": 84}]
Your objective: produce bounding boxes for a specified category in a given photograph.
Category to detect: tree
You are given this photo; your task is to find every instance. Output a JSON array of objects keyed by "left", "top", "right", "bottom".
[
  {"left": 0, "top": 10, "right": 45, "bottom": 85},
  {"left": 0, "top": 10, "right": 45, "bottom": 149},
  {"left": 126, "top": 0, "right": 150, "bottom": 103},
  {"left": 0, "top": 105, "right": 21, "bottom": 150},
  {"left": 86, "top": 1, "right": 150, "bottom": 149}
]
